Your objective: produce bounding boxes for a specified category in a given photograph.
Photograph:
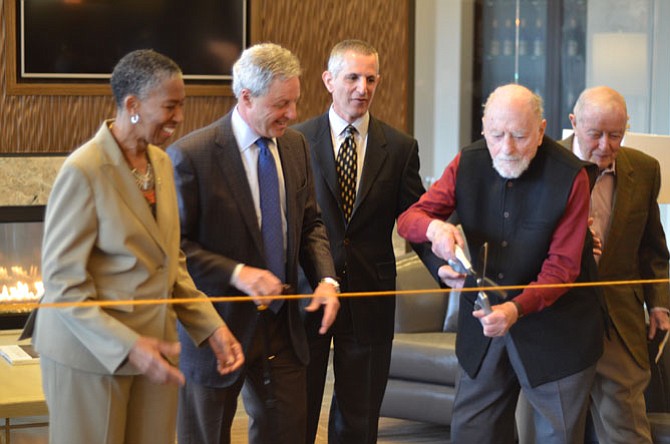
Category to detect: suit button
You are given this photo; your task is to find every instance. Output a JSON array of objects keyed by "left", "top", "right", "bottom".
[
  {"left": 498, "top": 272, "right": 504, "bottom": 280},
  {"left": 501, "top": 240, "right": 508, "bottom": 247},
  {"left": 343, "top": 238, "right": 350, "bottom": 246}
]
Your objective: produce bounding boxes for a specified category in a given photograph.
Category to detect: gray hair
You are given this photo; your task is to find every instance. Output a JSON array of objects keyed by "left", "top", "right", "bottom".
[
  {"left": 110, "top": 49, "right": 182, "bottom": 109},
  {"left": 232, "top": 43, "right": 302, "bottom": 98},
  {"left": 327, "top": 39, "right": 379, "bottom": 78},
  {"left": 483, "top": 83, "right": 544, "bottom": 121},
  {"left": 572, "top": 86, "right": 628, "bottom": 124}
]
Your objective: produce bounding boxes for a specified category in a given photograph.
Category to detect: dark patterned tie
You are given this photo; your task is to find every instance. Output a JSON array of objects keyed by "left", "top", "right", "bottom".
[
  {"left": 257, "top": 137, "right": 285, "bottom": 312},
  {"left": 336, "top": 125, "right": 357, "bottom": 222}
]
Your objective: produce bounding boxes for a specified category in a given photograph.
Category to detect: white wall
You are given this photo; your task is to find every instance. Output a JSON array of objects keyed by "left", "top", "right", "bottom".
[
  {"left": 650, "top": 0, "right": 670, "bottom": 134},
  {"left": 414, "top": 0, "right": 474, "bottom": 183}
]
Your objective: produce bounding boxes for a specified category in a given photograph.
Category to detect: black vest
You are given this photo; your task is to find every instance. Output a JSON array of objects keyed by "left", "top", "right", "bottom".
[{"left": 455, "top": 137, "right": 604, "bottom": 387}]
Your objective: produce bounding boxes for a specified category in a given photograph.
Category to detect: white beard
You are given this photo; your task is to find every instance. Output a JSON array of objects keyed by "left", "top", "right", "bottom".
[{"left": 492, "top": 156, "right": 531, "bottom": 179}]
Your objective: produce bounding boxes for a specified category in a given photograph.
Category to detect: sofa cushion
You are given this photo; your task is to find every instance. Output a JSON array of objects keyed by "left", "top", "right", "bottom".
[
  {"left": 381, "top": 379, "right": 455, "bottom": 426},
  {"left": 395, "top": 253, "right": 447, "bottom": 333},
  {"left": 390, "top": 332, "right": 458, "bottom": 385}
]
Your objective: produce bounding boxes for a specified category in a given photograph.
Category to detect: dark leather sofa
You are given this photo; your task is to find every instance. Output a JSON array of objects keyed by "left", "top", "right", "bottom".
[{"left": 379, "top": 252, "right": 457, "bottom": 426}]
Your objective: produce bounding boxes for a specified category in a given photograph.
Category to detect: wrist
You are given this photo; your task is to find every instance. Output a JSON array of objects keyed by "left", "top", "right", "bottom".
[
  {"left": 426, "top": 219, "right": 447, "bottom": 242},
  {"left": 230, "top": 263, "right": 244, "bottom": 287},
  {"left": 319, "top": 277, "right": 340, "bottom": 293},
  {"left": 511, "top": 300, "right": 524, "bottom": 319}
]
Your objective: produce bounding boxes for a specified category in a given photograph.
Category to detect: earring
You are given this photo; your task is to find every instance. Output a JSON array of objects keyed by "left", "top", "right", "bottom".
[{"left": 130, "top": 114, "right": 140, "bottom": 125}]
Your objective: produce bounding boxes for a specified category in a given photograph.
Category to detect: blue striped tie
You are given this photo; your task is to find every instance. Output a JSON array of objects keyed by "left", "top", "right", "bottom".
[{"left": 257, "top": 137, "right": 285, "bottom": 312}]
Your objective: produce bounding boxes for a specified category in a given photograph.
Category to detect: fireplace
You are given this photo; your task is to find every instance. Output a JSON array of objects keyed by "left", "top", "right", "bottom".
[
  {"left": 0, "top": 206, "right": 45, "bottom": 329},
  {"left": 0, "top": 153, "right": 65, "bottom": 330}
]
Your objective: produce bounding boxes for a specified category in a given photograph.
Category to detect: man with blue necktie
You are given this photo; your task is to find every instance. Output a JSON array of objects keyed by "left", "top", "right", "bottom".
[{"left": 167, "top": 43, "right": 340, "bottom": 444}]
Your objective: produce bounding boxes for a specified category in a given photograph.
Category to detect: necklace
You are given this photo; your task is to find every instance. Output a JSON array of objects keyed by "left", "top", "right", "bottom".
[{"left": 131, "top": 163, "right": 154, "bottom": 191}]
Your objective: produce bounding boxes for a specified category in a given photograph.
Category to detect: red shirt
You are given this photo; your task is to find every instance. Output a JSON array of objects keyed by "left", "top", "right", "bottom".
[{"left": 397, "top": 152, "right": 591, "bottom": 315}]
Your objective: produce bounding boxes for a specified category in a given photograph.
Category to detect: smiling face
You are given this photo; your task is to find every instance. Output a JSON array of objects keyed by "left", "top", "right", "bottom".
[
  {"left": 482, "top": 85, "right": 546, "bottom": 179},
  {"left": 133, "top": 75, "right": 185, "bottom": 146},
  {"left": 239, "top": 76, "right": 300, "bottom": 138},
  {"left": 570, "top": 87, "right": 628, "bottom": 170},
  {"left": 323, "top": 50, "right": 380, "bottom": 123}
]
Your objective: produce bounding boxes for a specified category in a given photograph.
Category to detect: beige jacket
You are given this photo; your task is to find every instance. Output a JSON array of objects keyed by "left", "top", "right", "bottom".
[{"left": 34, "top": 121, "right": 223, "bottom": 375}]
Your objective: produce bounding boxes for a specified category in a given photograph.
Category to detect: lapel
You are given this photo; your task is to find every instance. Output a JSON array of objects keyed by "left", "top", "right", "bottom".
[
  {"left": 354, "top": 115, "right": 388, "bottom": 216},
  {"left": 276, "top": 134, "right": 297, "bottom": 263},
  {"left": 600, "top": 149, "right": 635, "bottom": 270},
  {"left": 149, "top": 145, "right": 176, "bottom": 250},
  {"left": 213, "top": 113, "right": 265, "bottom": 256},
  {"left": 97, "top": 123, "right": 167, "bottom": 254},
  {"left": 312, "top": 114, "right": 342, "bottom": 209}
]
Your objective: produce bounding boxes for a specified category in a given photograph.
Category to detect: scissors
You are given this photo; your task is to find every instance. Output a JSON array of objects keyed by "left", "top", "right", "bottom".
[{"left": 445, "top": 224, "right": 507, "bottom": 306}]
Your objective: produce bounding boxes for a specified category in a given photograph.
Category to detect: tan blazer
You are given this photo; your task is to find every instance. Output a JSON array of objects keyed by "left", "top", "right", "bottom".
[
  {"left": 34, "top": 121, "right": 223, "bottom": 375},
  {"left": 562, "top": 136, "right": 670, "bottom": 369}
]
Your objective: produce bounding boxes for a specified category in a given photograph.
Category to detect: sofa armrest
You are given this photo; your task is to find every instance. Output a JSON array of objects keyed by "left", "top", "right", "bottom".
[{"left": 395, "top": 252, "right": 448, "bottom": 333}]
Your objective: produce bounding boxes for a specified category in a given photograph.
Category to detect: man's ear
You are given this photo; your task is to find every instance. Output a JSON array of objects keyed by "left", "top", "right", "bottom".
[
  {"left": 322, "top": 70, "right": 334, "bottom": 93},
  {"left": 569, "top": 113, "right": 577, "bottom": 129},
  {"left": 538, "top": 118, "right": 547, "bottom": 141},
  {"left": 239, "top": 88, "right": 253, "bottom": 109}
]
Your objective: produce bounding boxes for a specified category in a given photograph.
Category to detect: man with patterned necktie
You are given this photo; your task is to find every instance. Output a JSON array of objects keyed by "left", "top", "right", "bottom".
[
  {"left": 294, "top": 39, "right": 445, "bottom": 444},
  {"left": 167, "top": 43, "right": 340, "bottom": 444}
]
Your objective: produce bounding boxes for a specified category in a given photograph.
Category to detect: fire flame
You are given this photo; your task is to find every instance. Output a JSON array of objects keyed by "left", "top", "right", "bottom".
[{"left": 0, "top": 266, "right": 44, "bottom": 307}]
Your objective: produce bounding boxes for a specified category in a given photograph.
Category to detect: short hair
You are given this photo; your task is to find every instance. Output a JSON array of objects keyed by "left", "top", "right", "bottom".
[
  {"left": 110, "top": 49, "right": 182, "bottom": 109},
  {"left": 232, "top": 43, "right": 302, "bottom": 98},
  {"left": 572, "top": 86, "right": 628, "bottom": 124},
  {"left": 483, "top": 83, "right": 545, "bottom": 121},
  {"left": 327, "top": 39, "right": 379, "bottom": 78}
]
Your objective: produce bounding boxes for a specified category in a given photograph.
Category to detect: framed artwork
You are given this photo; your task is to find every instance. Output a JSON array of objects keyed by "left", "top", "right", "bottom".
[{"left": 4, "top": 0, "right": 260, "bottom": 96}]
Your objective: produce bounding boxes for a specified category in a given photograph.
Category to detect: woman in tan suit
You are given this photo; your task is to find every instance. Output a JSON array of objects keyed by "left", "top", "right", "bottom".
[{"left": 33, "top": 49, "right": 244, "bottom": 444}]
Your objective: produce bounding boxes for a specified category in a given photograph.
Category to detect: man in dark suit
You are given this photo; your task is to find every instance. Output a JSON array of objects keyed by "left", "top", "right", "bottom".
[
  {"left": 294, "top": 39, "right": 443, "bottom": 444},
  {"left": 166, "top": 43, "right": 340, "bottom": 444},
  {"left": 564, "top": 86, "right": 670, "bottom": 444}
]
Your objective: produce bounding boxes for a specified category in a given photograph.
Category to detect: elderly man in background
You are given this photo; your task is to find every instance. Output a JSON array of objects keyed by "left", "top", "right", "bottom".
[
  {"left": 398, "top": 83, "right": 605, "bottom": 443},
  {"left": 565, "top": 86, "right": 670, "bottom": 444}
]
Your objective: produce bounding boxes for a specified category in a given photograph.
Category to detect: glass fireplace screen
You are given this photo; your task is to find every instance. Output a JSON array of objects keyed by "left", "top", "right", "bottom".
[{"left": 0, "top": 206, "right": 45, "bottom": 328}]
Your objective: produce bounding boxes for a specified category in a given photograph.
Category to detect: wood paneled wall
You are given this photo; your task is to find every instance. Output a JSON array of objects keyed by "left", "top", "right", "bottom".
[{"left": 0, "top": 0, "right": 411, "bottom": 153}]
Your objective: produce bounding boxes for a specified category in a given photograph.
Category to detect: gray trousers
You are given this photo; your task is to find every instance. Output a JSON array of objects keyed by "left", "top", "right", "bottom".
[{"left": 452, "top": 334, "right": 596, "bottom": 444}]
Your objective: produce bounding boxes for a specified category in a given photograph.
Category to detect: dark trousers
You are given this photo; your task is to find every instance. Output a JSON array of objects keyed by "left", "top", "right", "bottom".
[
  {"left": 304, "top": 299, "right": 393, "bottom": 444},
  {"left": 178, "top": 307, "right": 307, "bottom": 444}
]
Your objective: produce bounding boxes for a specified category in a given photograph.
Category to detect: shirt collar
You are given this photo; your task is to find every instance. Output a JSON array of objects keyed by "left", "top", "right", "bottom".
[
  {"left": 328, "top": 106, "right": 370, "bottom": 138},
  {"left": 572, "top": 134, "right": 616, "bottom": 175},
  {"left": 232, "top": 106, "right": 275, "bottom": 152}
]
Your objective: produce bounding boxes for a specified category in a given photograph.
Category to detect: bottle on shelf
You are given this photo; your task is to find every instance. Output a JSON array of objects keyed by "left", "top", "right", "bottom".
[
  {"left": 565, "top": 16, "right": 579, "bottom": 57},
  {"left": 490, "top": 18, "right": 500, "bottom": 57},
  {"left": 532, "top": 17, "right": 545, "bottom": 58},
  {"left": 502, "top": 17, "right": 514, "bottom": 57},
  {"left": 518, "top": 17, "right": 528, "bottom": 56}
]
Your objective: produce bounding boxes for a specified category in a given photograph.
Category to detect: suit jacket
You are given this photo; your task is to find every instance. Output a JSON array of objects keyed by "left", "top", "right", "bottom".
[
  {"left": 294, "top": 113, "right": 443, "bottom": 344},
  {"left": 34, "top": 121, "right": 224, "bottom": 375},
  {"left": 167, "top": 111, "right": 336, "bottom": 387},
  {"left": 562, "top": 135, "right": 670, "bottom": 369}
]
